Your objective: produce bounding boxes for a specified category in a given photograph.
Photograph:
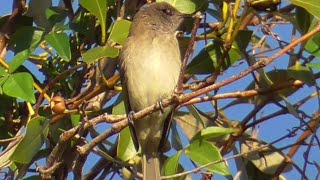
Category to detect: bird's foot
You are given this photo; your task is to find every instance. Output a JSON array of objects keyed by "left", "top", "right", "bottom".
[
  {"left": 127, "top": 111, "right": 135, "bottom": 125},
  {"left": 157, "top": 99, "right": 165, "bottom": 114}
]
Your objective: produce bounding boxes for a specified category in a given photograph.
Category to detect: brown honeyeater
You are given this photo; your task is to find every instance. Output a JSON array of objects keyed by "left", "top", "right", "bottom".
[{"left": 119, "top": 2, "right": 188, "bottom": 180}]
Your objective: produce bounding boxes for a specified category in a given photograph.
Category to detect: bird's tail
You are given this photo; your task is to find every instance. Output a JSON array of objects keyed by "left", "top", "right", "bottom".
[{"left": 142, "top": 153, "right": 161, "bottom": 180}]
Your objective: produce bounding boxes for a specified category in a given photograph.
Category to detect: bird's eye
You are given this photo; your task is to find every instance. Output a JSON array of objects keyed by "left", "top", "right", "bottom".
[{"left": 162, "top": 8, "right": 173, "bottom": 15}]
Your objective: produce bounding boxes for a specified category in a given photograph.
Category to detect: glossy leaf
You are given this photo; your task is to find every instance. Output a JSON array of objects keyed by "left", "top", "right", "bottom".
[
  {"left": 191, "top": 127, "right": 236, "bottom": 142},
  {"left": 158, "top": 0, "right": 208, "bottom": 14},
  {"left": 79, "top": 0, "right": 107, "bottom": 44},
  {"left": 114, "top": 94, "right": 137, "bottom": 161},
  {"left": 108, "top": 20, "right": 131, "bottom": 45},
  {"left": 0, "top": 66, "right": 7, "bottom": 76},
  {"left": 289, "top": 0, "right": 320, "bottom": 19},
  {"left": 185, "top": 139, "right": 231, "bottom": 176},
  {"left": 70, "top": 114, "right": 81, "bottom": 127},
  {"left": 117, "top": 127, "right": 137, "bottom": 161},
  {"left": 8, "top": 50, "right": 30, "bottom": 73},
  {"left": 10, "top": 116, "right": 49, "bottom": 164},
  {"left": 162, "top": 150, "right": 182, "bottom": 176},
  {"left": 175, "top": 111, "right": 214, "bottom": 141},
  {"left": 295, "top": 6, "right": 313, "bottom": 34},
  {"left": 2, "top": 72, "right": 36, "bottom": 103},
  {"left": 82, "top": 46, "right": 119, "bottom": 65},
  {"left": 305, "top": 21, "right": 320, "bottom": 57},
  {"left": 45, "top": 32, "right": 71, "bottom": 62}
]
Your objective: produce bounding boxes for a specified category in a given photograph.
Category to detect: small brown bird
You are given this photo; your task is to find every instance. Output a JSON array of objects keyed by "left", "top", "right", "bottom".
[{"left": 120, "top": 2, "right": 187, "bottom": 180}]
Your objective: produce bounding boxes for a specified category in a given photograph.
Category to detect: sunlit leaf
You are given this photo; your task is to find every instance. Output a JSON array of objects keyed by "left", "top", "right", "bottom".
[
  {"left": 115, "top": 94, "right": 137, "bottom": 161},
  {"left": 10, "top": 116, "right": 49, "bottom": 164},
  {"left": 82, "top": 46, "right": 119, "bottom": 65},
  {"left": 0, "top": 66, "right": 7, "bottom": 76},
  {"left": 117, "top": 127, "right": 137, "bottom": 161},
  {"left": 185, "top": 139, "right": 231, "bottom": 176},
  {"left": 108, "top": 20, "right": 131, "bottom": 45},
  {"left": 305, "top": 21, "right": 320, "bottom": 57},
  {"left": 2, "top": 72, "right": 36, "bottom": 103},
  {"left": 191, "top": 127, "right": 236, "bottom": 142},
  {"left": 162, "top": 150, "right": 182, "bottom": 177},
  {"left": 45, "top": 32, "right": 71, "bottom": 62},
  {"left": 158, "top": 0, "right": 208, "bottom": 14}
]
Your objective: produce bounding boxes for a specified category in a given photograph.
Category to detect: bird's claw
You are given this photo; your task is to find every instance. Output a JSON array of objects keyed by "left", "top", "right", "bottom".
[
  {"left": 128, "top": 111, "right": 135, "bottom": 125},
  {"left": 157, "top": 100, "right": 165, "bottom": 114}
]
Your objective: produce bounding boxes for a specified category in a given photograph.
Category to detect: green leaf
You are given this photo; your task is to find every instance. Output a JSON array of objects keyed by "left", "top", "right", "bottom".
[
  {"left": 162, "top": 150, "right": 182, "bottom": 177},
  {"left": 306, "top": 62, "right": 320, "bottom": 69},
  {"left": 22, "top": 175, "right": 41, "bottom": 180},
  {"left": 235, "top": 30, "right": 253, "bottom": 50},
  {"left": 185, "top": 139, "right": 231, "bottom": 176},
  {"left": 158, "top": 0, "right": 208, "bottom": 14},
  {"left": 0, "top": 66, "right": 7, "bottom": 76},
  {"left": 8, "top": 26, "right": 43, "bottom": 53},
  {"left": 114, "top": 93, "right": 137, "bottom": 161},
  {"left": 112, "top": 92, "right": 126, "bottom": 115},
  {"left": 117, "top": 127, "right": 137, "bottom": 161},
  {"left": 108, "top": 20, "right": 131, "bottom": 45},
  {"left": 71, "top": 114, "right": 81, "bottom": 127},
  {"left": 295, "top": 6, "right": 313, "bottom": 34},
  {"left": 10, "top": 116, "right": 49, "bottom": 164},
  {"left": 82, "top": 46, "right": 119, "bottom": 65},
  {"left": 187, "top": 42, "right": 241, "bottom": 74},
  {"left": 186, "top": 105, "right": 205, "bottom": 128},
  {"left": 289, "top": 0, "right": 320, "bottom": 19},
  {"left": 45, "top": 32, "right": 71, "bottom": 62},
  {"left": 2, "top": 72, "right": 36, "bottom": 103},
  {"left": 191, "top": 127, "right": 236, "bottom": 142},
  {"left": 305, "top": 20, "right": 320, "bottom": 57},
  {"left": 46, "top": 6, "right": 69, "bottom": 25},
  {"left": 9, "top": 50, "right": 31, "bottom": 73},
  {"left": 79, "top": 0, "right": 107, "bottom": 44},
  {"left": 8, "top": 27, "right": 43, "bottom": 73},
  {"left": 288, "top": 62, "right": 315, "bottom": 86}
]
